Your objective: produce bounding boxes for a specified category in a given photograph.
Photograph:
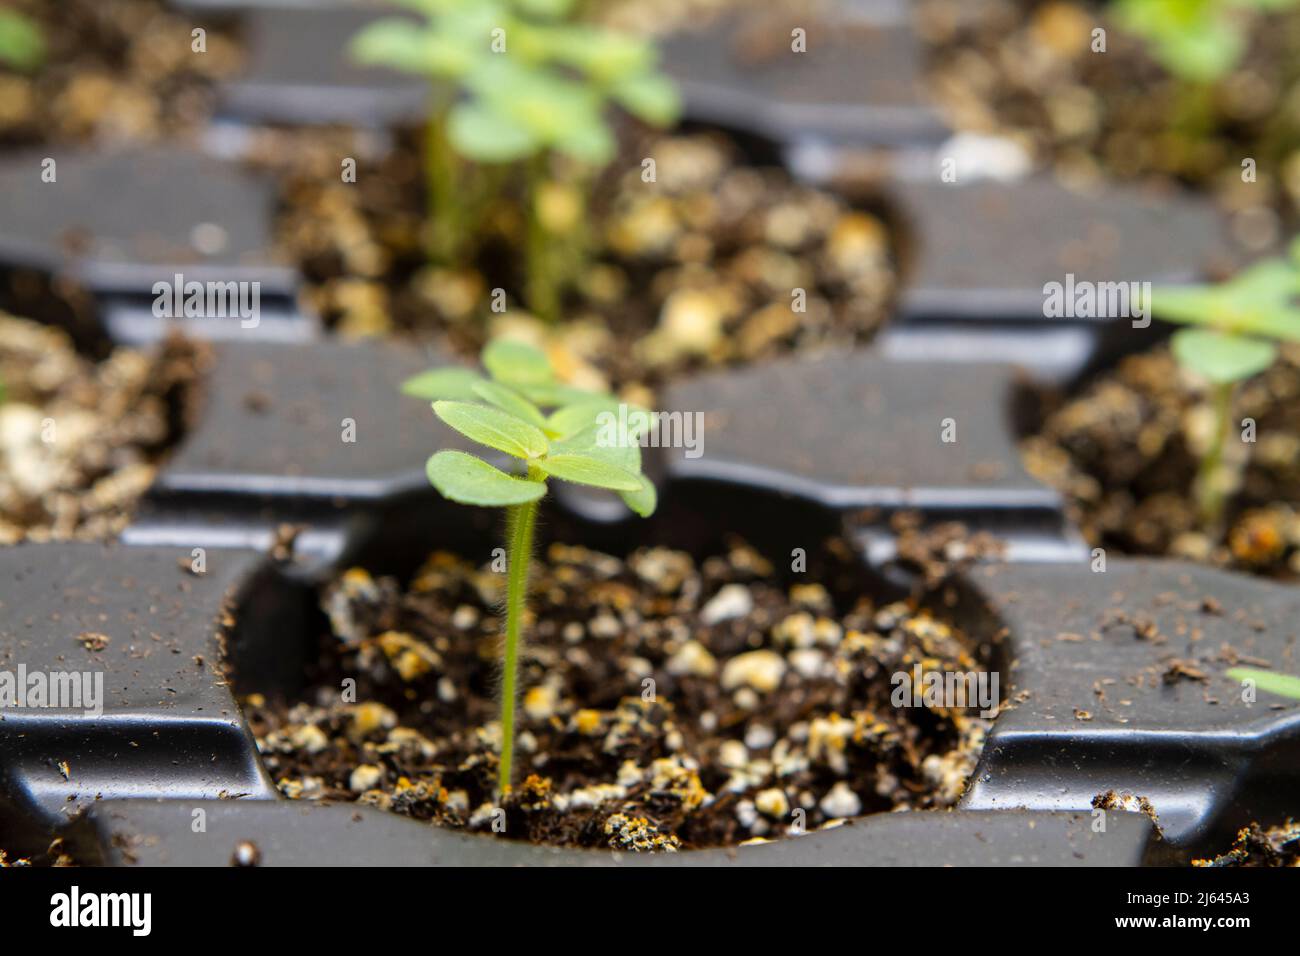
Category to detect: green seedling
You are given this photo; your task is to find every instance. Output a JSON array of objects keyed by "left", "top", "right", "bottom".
[
  {"left": 1153, "top": 249, "right": 1300, "bottom": 533},
  {"left": 1226, "top": 667, "right": 1300, "bottom": 702},
  {"left": 352, "top": 0, "right": 679, "bottom": 320},
  {"left": 404, "top": 339, "right": 656, "bottom": 795},
  {"left": 0, "top": 9, "right": 45, "bottom": 72},
  {"left": 1114, "top": 0, "right": 1297, "bottom": 83},
  {"left": 1113, "top": 0, "right": 1297, "bottom": 147}
]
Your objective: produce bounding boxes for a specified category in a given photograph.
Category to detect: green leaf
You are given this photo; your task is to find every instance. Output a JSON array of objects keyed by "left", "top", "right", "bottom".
[
  {"left": 434, "top": 401, "right": 549, "bottom": 459},
  {"left": 1151, "top": 284, "right": 1221, "bottom": 327},
  {"left": 549, "top": 28, "right": 655, "bottom": 83},
  {"left": 515, "top": 381, "right": 603, "bottom": 407},
  {"left": 401, "top": 367, "right": 487, "bottom": 401},
  {"left": 1226, "top": 667, "right": 1300, "bottom": 702},
  {"left": 535, "top": 453, "right": 642, "bottom": 491},
  {"left": 1154, "top": 260, "right": 1300, "bottom": 342},
  {"left": 1114, "top": 0, "right": 1244, "bottom": 82},
  {"left": 471, "top": 379, "right": 547, "bottom": 429},
  {"left": 466, "top": 57, "right": 614, "bottom": 164},
  {"left": 0, "top": 10, "right": 44, "bottom": 72},
  {"left": 546, "top": 402, "right": 611, "bottom": 439},
  {"left": 549, "top": 398, "right": 652, "bottom": 437},
  {"left": 448, "top": 101, "right": 540, "bottom": 162},
  {"left": 482, "top": 339, "right": 554, "bottom": 386},
  {"left": 426, "top": 450, "right": 547, "bottom": 506},
  {"left": 350, "top": 20, "right": 476, "bottom": 77},
  {"left": 613, "top": 72, "right": 681, "bottom": 126},
  {"left": 620, "top": 473, "right": 657, "bottom": 517},
  {"left": 1171, "top": 329, "right": 1277, "bottom": 384},
  {"left": 552, "top": 420, "right": 641, "bottom": 472}
]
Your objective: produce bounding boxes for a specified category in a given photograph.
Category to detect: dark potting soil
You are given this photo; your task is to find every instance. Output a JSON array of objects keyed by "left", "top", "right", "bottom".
[
  {"left": 1193, "top": 820, "right": 1300, "bottom": 867},
  {"left": 244, "top": 536, "right": 995, "bottom": 851},
  {"left": 0, "top": 0, "right": 240, "bottom": 147},
  {"left": 1022, "top": 343, "right": 1300, "bottom": 578},
  {"left": 267, "top": 130, "right": 895, "bottom": 393},
  {"left": 918, "top": 0, "right": 1300, "bottom": 233},
  {"left": 0, "top": 313, "right": 204, "bottom": 542}
]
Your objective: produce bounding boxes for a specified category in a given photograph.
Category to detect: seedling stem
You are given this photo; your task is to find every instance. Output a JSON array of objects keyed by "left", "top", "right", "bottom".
[{"left": 498, "top": 489, "right": 539, "bottom": 793}]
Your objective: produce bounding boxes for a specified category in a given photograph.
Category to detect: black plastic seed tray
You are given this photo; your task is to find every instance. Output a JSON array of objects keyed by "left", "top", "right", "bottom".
[
  {"left": 0, "top": 543, "right": 276, "bottom": 857},
  {"left": 73, "top": 801, "right": 1157, "bottom": 866},
  {"left": 0, "top": 147, "right": 315, "bottom": 344},
  {"left": 2, "top": 0, "right": 1295, "bottom": 870},
  {"left": 1, "top": 334, "right": 1295, "bottom": 861}
]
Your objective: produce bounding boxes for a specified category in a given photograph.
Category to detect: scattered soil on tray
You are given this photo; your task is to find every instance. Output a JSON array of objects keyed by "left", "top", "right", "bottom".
[
  {"left": 918, "top": 0, "right": 1300, "bottom": 235},
  {"left": 0, "top": 837, "right": 78, "bottom": 868},
  {"left": 1022, "top": 343, "right": 1300, "bottom": 578},
  {"left": 0, "top": 0, "right": 240, "bottom": 147},
  {"left": 0, "top": 313, "right": 204, "bottom": 543},
  {"left": 1193, "top": 820, "right": 1300, "bottom": 867},
  {"left": 243, "top": 536, "right": 994, "bottom": 851},
  {"left": 266, "top": 130, "right": 895, "bottom": 392}
]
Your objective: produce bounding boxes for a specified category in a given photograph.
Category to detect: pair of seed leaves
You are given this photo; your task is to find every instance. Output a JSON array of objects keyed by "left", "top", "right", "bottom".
[
  {"left": 1156, "top": 250, "right": 1300, "bottom": 385},
  {"left": 403, "top": 340, "right": 656, "bottom": 515}
]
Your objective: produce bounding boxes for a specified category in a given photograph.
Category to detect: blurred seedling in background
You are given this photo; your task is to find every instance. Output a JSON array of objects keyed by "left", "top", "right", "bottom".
[
  {"left": 1113, "top": 0, "right": 1299, "bottom": 150},
  {"left": 403, "top": 339, "right": 656, "bottom": 795},
  {"left": 1113, "top": 0, "right": 1297, "bottom": 83},
  {"left": 1226, "top": 667, "right": 1300, "bottom": 702},
  {"left": 352, "top": 0, "right": 680, "bottom": 322},
  {"left": 1153, "top": 242, "right": 1300, "bottom": 534},
  {"left": 0, "top": 9, "right": 46, "bottom": 72}
]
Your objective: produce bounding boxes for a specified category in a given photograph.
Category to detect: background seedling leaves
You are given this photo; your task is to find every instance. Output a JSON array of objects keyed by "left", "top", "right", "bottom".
[
  {"left": 0, "top": 9, "right": 44, "bottom": 72},
  {"left": 1154, "top": 249, "right": 1300, "bottom": 531},
  {"left": 347, "top": 0, "right": 679, "bottom": 319}
]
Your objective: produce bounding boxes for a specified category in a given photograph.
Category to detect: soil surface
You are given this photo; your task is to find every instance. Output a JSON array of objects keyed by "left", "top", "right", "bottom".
[
  {"left": 1193, "top": 820, "right": 1300, "bottom": 867},
  {"left": 245, "top": 537, "right": 994, "bottom": 851},
  {"left": 919, "top": 0, "right": 1300, "bottom": 237},
  {"left": 0, "top": 0, "right": 240, "bottom": 147},
  {"left": 0, "top": 313, "right": 202, "bottom": 542},
  {"left": 1022, "top": 343, "right": 1300, "bottom": 578}
]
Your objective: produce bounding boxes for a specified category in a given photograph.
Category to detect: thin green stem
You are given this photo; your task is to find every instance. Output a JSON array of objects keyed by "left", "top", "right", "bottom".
[
  {"left": 1196, "top": 381, "right": 1235, "bottom": 536},
  {"left": 498, "top": 492, "right": 539, "bottom": 797}
]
